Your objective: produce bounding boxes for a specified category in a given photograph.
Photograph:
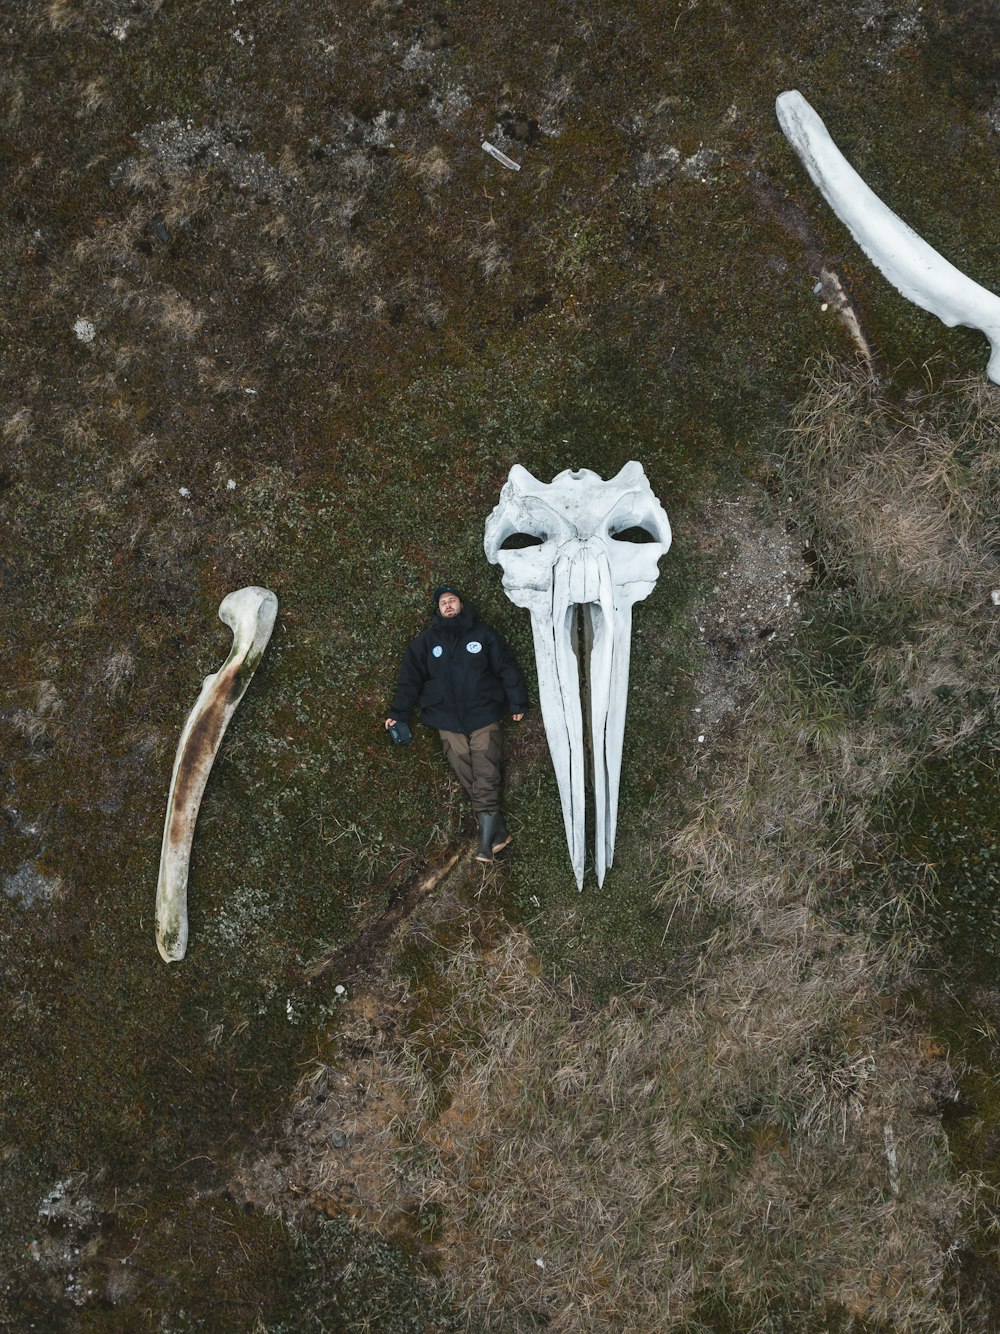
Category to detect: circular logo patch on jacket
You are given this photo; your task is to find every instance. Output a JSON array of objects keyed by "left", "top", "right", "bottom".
[
  {"left": 466, "top": 641, "right": 482, "bottom": 654},
  {"left": 432, "top": 645, "right": 443, "bottom": 657}
]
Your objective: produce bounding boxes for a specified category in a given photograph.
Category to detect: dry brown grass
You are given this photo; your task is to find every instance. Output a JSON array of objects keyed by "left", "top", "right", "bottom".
[
  {"left": 407, "top": 145, "right": 453, "bottom": 190},
  {"left": 10, "top": 680, "right": 65, "bottom": 747},
  {"left": 108, "top": 439, "right": 157, "bottom": 493},
  {"left": 239, "top": 923, "right": 969, "bottom": 1332},
  {"left": 44, "top": 0, "right": 80, "bottom": 33},
  {"left": 784, "top": 361, "right": 1000, "bottom": 766},
  {"left": 3, "top": 407, "right": 32, "bottom": 447},
  {"left": 155, "top": 289, "right": 204, "bottom": 341},
  {"left": 231, "top": 359, "right": 1000, "bottom": 1330},
  {"left": 787, "top": 361, "right": 1000, "bottom": 614},
  {"left": 239, "top": 660, "right": 982, "bottom": 1326},
  {"left": 338, "top": 243, "right": 373, "bottom": 277},
  {"left": 667, "top": 363, "right": 1000, "bottom": 969},
  {"left": 77, "top": 78, "right": 107, "bottom": 116},
  {"left": 72, "top": 205, "right": 149, "bottom": 270},
  {"left": 98, "top": 649, "right": 136, "bottom": 700}
]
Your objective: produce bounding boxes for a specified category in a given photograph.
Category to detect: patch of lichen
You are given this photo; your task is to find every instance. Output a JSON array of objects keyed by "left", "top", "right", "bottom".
[{"left": 5, "top": 1177, "right": 448, "bottom": 1333}]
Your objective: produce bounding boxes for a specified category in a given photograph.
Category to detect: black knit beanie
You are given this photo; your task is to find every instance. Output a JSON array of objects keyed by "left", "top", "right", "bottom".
[{"left": 432, "top": 584, "right": 463, "bottom": 607}]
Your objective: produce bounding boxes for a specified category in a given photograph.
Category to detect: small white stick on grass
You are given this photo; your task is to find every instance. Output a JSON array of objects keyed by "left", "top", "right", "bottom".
[
  {"left": 155, "top": 586, "right": 278, "bottom": 962},
  {"left": 883, "top": 1122, "right": 900, "bottom": 1196},
  {"left": 482, "top": 141, "right": 521, "bottom": 171},
  {"left": 777, "top": 90, "right": 1000, "bottom": 383}
]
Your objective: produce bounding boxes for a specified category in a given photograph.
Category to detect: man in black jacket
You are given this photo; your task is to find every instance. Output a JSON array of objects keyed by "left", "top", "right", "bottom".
[{"left": 386, "top": 585, "right": 529, "bottom": 861}]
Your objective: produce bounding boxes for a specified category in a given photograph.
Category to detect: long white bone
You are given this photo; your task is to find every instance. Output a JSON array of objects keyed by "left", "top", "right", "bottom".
[
  {"left": 485, "top": 465, "right": 670, "bottom": 888},
  {"left": 776, "top": 89, "right": 1000, "bottom": 383},
  {"left": 155, "top": 586, "right": 278, "bottom": 962}
]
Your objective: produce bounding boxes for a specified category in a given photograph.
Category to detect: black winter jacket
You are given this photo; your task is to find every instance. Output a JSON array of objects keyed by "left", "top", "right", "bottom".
[{"left": 390, "top": 606, "right": 529, "bottom": 734}]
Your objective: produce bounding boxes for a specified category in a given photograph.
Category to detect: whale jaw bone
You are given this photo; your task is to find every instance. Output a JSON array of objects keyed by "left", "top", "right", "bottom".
[
  {"left": 155, "top": 586, "right": 278, "bottom": 962},
  {"left": 485, "top": 464, "right": 671, "bottom": 888},
  {"left": 777, "top": 89, "right": 1000, "bottom": 383}
]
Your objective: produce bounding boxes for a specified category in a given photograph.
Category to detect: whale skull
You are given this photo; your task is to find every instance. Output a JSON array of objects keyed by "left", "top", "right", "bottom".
[{"left": 485, "top": 464, "right": 671, "bottom": 888}]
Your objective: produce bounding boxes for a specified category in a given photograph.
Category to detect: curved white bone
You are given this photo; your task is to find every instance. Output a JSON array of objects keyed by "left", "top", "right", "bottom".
[
  {"left": 155, "top": 586, "right": 278, "bottom": 962},
  {"left": 776, "top": 90, "right": 1000, "bottom": 383},
  {"left": 485, "top": 465, "right": 670, "bottom": 888}
]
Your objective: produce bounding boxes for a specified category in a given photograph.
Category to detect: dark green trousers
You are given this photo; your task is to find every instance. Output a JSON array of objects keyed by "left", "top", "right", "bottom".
[{"left": 438, "top": 722, "right": 502, "bottom": 812}]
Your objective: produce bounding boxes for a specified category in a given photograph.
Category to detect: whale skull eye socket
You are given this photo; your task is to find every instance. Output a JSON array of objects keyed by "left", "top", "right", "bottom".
[
  {"left": 485, "top": 463, "right": 672, "bottom": 889},
  {"left": 610, "top": 525, "right": 656, "bottom": 544},
  {"left": 500, "top": 532, "right": 546, "bottom": 550}
]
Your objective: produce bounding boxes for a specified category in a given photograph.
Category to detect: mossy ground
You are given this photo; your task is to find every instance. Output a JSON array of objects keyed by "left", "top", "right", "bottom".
[{"left": 5, "top": 0, "right": 1000, "bottom": 1327}]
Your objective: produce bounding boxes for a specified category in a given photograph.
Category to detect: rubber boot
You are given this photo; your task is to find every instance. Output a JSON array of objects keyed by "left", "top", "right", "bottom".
[
  {"left": 491, "top": 810, "right": 512, "bottom": 854},
  {"left": 475, "top": 811, "right": 499, "bottom": 862}
]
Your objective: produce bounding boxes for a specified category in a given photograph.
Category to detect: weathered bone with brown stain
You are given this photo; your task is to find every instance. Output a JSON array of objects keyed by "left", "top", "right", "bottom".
[
  {"left": 777, "top": 90, "right": 1000, "bottom": 382},
  {"left": 155, "top": 586, "right": 278, "bottom": 962}
]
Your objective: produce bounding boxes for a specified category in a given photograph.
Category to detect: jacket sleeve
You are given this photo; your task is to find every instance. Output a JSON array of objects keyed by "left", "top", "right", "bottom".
[
  {"left": 389, "top": 636, "right": 427, "bottom": 722},
  {"left": 489, "top": 630, "right": 530, "bottom": 713}
]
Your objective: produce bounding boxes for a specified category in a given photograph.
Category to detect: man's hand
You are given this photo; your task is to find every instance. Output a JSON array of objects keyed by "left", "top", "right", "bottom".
[
  {"left": 385, "top": 718, "right": 397, "bottom": 729},
  {"left": 512, "top": 713, "right": 524, "bottom": 722}
]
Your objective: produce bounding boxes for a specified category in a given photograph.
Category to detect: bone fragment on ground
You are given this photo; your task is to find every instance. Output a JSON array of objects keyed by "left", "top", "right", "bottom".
[
  {"left": 482, "top": 141, "right": 521, "bottom": 171},
  {"left": 819, "top": 266, "right": 872, "bottom": 364},
  {"left": 777, "top": 89, "right": 1000, "bottom": 383},
  {"left": 485, "top": 465, "right": 671, "bottom": 889},
  {"left": 155, "top": 586, "right": 278, "bottom": 962}
]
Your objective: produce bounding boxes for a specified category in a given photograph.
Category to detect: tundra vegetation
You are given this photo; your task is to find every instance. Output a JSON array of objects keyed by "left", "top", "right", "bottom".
[{"left": 4, "top": 1, "right": 1000, "bottom": 1330}]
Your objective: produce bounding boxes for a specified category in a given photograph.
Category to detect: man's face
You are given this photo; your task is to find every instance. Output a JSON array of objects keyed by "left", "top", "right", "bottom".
[{"left": 438, "top": 593, "right": 462, "bottom": 618}]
